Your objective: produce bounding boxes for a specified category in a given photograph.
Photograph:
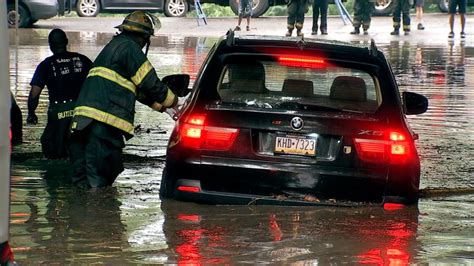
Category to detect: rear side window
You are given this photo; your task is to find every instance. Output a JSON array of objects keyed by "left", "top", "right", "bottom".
[{"left": 217, "top": 59, "right": 381, "bottom": 113}]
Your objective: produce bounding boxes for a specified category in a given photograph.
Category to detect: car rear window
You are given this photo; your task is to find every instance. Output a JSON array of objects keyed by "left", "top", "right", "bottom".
[{"left": 217, "top": 58, "right": 381, "bottom": 113}]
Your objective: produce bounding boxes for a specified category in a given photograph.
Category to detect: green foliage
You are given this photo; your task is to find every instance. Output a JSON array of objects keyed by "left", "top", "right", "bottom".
[{"left": 188, "top": 3, "right": 235, "bottom": 17}]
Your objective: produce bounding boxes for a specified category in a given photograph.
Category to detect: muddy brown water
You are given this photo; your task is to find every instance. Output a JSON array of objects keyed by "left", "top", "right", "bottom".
[{"left": 8, "top": 30, "right": 473, "bottom": 264}]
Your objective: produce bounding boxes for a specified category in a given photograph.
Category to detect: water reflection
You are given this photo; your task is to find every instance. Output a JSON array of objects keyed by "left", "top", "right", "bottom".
[
  {"left": 10, "top": 157, "right": 127, "bottom": 263},
  {"left": 160, "top": 201, "right": 419, "bottom": 264}
]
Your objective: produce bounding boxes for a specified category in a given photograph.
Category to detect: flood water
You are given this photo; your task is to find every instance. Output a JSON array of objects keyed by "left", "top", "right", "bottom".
[{"left": 8, "top": 30, "right": 474, "bottom": 264}]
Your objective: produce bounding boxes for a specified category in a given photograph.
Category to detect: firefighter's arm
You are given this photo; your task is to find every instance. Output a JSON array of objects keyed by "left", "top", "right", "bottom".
[
  {"left": 27, "top": 85, "right": 43, "bottom": 124},
  {"left": 132, "top": 61, "right": 178, "bottom": 111},
  {"left": 125, "top": 46, "right": 178, "bottom": 111},
  {"left": 136, "top": 77, "right": 178, "bottom": 112}
]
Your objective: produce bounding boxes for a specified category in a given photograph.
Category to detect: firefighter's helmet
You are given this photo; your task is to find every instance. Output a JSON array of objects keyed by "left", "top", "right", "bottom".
[{"left": 115, "top": 11, "right": 161, "bottom": 36}]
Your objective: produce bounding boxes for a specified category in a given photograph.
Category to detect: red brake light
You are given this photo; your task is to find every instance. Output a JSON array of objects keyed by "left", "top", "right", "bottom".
[
  {"left": 180, "top": 114, "right": 239, "bottom": 151},
  {"left": 278, "top": 56, "right": 326, "bottom": 69},
  {"left": 177, "top": 185, "right": 201, "bottom": 193},
  {"left": 354, "top": 131, "right": 412, "bottom": 164},
  {"left": 383, "top": 203, "right": 405, "bottom": 211}
]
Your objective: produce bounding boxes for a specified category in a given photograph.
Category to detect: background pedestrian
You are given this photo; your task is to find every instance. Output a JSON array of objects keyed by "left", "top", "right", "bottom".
[
  {"left": 311, "top": 0, "right": 328, "bottom": 35},
  {"left": 234, "top": 0, "right": 253, "bottom": 31},
  {"left": 448, "top": 0, "right": 467, "bottom": 38},
  {"left": 350, "top": 0, "right": 375, "bottom": 35},
  {"left": 390, "top": 0, "right": 411, "bottom": 35},
  {"left": 415, "top": 0, "right": 425, "bottom": 30},
  {"left": 286, "top": 0, "right": 310, "bottom": 36}
]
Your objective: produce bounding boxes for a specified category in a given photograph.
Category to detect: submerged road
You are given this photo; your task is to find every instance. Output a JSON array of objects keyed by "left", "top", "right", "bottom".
[{"left": 8, "top": 14, "right": 474, "bottom": 264}]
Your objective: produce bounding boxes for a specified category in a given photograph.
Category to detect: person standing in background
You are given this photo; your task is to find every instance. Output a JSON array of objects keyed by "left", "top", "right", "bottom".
[
  {"left": 390, "top": 0, "right": 411, "bottom": 35},
  {"left": 286, "top": 0, "right": 310, "bottom": 37},
  {"left": 27, "top": 28, "right": 92, "bottom": 159},
  {"left": 311, "top": 0, "right": 328, "bottom": 35},
  {"left": 234, "top": 0, "right": 253, "bottom": 31},
  {"left": 350, "top": 0, "right": 375, "bottom": 35},
  {"left": 415, "top": 0, "right": 425, "bottom": 30},
  {"left": 448, "top": 0, "right": 466, "bottom": 38}
]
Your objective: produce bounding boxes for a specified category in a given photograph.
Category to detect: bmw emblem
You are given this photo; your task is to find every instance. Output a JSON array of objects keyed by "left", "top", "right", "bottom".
[{"left": 291, "top": 117, "right": 304, "bottom": 131}]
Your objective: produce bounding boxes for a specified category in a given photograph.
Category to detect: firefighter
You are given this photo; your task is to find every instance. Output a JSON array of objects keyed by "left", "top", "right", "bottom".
[
  {"left": 286, "top": 0, "right": 310, "bottom": 37},
  {"left": 27, "top": 28, "right": 93, "bottom": 159},
  {"left": 350, "top": 0, "right": 375, "bottom": 35},
  {"left": 68, "top": 11, "right": 181, "bottom": 188},
  {"left": 390, "top": 0, "right": 412, "bottom": 35}
]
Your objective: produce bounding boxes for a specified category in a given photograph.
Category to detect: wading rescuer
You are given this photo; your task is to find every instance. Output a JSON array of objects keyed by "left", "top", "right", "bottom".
[
  {"left": 27, "top": 28, "right": 93, "bottom": 159},
  {"left": 69, "top": 11, "right": 182, "bottom": 188}
]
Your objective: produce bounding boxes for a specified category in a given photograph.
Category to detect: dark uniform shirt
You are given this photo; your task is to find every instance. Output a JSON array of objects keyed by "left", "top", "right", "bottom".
[
  {"left": 30, "top": 51, "right": 92, "bottom": 159},
  {"left": 30, "top": 51, "right": 93, "bottom": 102}
]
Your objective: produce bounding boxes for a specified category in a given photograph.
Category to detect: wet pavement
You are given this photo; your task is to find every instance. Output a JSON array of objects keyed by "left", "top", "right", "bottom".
[{"left": 8, "top": 15, "right": 474, "bottom": 264}]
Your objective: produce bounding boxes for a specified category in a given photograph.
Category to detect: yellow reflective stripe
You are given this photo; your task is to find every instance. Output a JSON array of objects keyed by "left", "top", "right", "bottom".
[
  {"left": 74, "top": 106, "right": 134, "bottom": 135},
  {"left": 162, "top": 88, "right": 176, "bottom": 108},
  {"left": 131, "top": 60, "right": 153, "bottom": 86},
  {"left": 88, "top": 67, "right": 136, "bottom": 94}
]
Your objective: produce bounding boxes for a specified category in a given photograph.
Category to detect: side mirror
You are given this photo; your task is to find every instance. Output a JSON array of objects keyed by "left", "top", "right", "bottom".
[
  {"left": 403, "top": 91, "right": 428, "bottom": 115},
  {"left": 162, "top": 74, "right": 191, "bottom": 97}
]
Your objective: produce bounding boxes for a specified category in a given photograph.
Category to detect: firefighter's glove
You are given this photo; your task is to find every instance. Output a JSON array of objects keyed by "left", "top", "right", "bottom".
[
  {"left": 164, "top": 107, "right": 178, "bottom": 120},
  {"left": 176, "top": 96, "right": 187, "bottom": 109},
  {"left": 27, "top": 113, "right": 38, "bottom": 125}
]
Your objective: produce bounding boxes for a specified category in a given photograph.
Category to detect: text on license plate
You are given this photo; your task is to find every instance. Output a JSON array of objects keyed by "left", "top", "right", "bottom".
[{"left": 274, "top": 136, "right": 316, "bottom": 156}]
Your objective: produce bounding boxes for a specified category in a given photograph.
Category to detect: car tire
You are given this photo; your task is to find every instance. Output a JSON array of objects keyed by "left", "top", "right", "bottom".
[
  {"left": 164, "top": 0, "right": 189, "bottom": 17},
  {"left": 159, "top": 168, "right": 174, "bottom": 199},
  {"left": 373, "top": 0, "right": 395, "bottom": 16},
  {"left": 438, "top": 0, "right": 449, "bottom": 12},
  {"left": 76, "top": 0, "right": 100, "bottom": 17},
  {"left": 7, "top": 4, "right": 31, "bottom": 28},
  {"left": 230, "top": 0, "right": 270, "bottom": 18}
]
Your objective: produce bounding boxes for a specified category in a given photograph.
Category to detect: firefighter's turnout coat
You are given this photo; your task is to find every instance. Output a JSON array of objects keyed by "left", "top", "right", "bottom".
[{"left": 71, "top": 33, "right": 177, "bottom": 139}]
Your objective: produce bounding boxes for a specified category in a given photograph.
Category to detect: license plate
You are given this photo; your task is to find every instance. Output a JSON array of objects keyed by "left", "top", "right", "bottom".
[{"left": 274, "top": 135, "right": 316, "bottom": 156}]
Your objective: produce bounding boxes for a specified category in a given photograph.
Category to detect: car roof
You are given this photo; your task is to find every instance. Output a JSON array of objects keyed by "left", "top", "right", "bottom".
[{"left": 215, "top": 32, "right": 387, "bottom": 65}]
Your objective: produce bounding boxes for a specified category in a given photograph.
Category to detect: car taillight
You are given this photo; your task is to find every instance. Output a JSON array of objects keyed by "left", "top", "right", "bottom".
[
  {"left": 177, "top": 185, "right": 201, "bottom": 193},
  {"left": 354, "top": 131, "right": 413, "bottom": 164},
  {"left": 180, "top": 114, "right": 239, "bottom": 151}
]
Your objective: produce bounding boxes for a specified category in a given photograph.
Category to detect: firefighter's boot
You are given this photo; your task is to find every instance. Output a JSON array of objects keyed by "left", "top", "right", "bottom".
[
  {"left": 350, "top": 27, "right": 360, "bottom": 34},
  {"left": 286, "top": 25, "right": 294, "bottom": 37},
  {"left": 363, "top": 25, "right": 369, "bottom": 35},
  {"left": 296, "top": 23, "right": 304, "bottom": 37},
  {"left": 390, "top": 28, "right": 400, "bottom": 35}
]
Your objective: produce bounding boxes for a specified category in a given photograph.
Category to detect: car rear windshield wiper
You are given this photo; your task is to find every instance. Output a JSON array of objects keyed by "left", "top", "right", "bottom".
[{"left": 277, "top": 101, "right": 344, "bottom": 112}]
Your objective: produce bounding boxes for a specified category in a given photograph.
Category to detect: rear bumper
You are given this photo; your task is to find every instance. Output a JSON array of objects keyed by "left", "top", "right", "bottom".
[
  {"left": 166, "top": 156, "right": 389, "bottom": 203},
  {"left": 172, "top": 179, "right": 382, "bottom": 207}
]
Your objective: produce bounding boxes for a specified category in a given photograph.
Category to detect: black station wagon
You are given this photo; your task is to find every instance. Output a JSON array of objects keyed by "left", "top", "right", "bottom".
[{"left": 160, "top": 32, "right": 428, "bottom": 207}]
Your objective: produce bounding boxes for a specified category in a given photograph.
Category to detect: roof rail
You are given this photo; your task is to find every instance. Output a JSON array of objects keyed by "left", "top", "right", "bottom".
[
  {"left": 369, "top": 39, "right": 378, "bottom": 56},
  {"left": 225, "top": 28, "right": 236, "bottom": 46}
]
